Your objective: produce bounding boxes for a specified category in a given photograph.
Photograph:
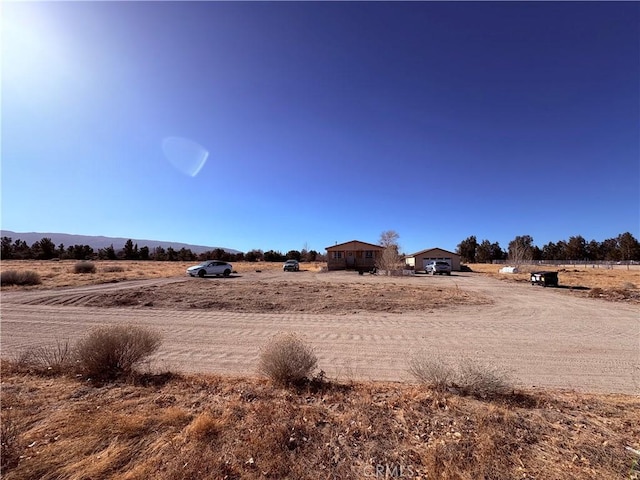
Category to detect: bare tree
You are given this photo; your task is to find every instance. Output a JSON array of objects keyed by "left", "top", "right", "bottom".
[
  {"left": 508, "top": 235, "right": 534, "bottom": 266},
  {"left": 376, "top": 230, "right": 404, "bottom": 275}
]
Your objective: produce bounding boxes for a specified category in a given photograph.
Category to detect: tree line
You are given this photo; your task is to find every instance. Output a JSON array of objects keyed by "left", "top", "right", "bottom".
[
  {"left": 0, "top": 237, "right": 325, "bottom": 263},
  {"left": 456, "top": 232, "right": 640, "bottom": 263}
]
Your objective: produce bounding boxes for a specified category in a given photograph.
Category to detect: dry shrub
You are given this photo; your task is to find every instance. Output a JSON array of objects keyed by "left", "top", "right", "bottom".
[
  {"left": 454, "top": 357, "right": 512, "bottom": 399},
  {"left": 0, "top": 412, "right": 19, "bottom": 474},
  {"left": 0, "top": 270, "right": 41, "bottom": 286},
  {"left": 588, "top": 287, "right": 604, "bottom": 298},
  {"left": 15, "top": 339, "right": 73, "bottom": 375},
  {"left": 102, "top": 265, "right": 125, "bottom": 273},
  {"left": 73, "top": 261, "right": 96, "bottom": 274},
  {"left": 258, "top": 332, "right": 317, "bottom": 386},
  {"left": 75, "top": 324, "right": 162, "bottom": 380},
  {"left": 407, "top": 351, "right": 453, "bottom": 393},
  {"left": 185, "top": 412, "right": 224, "bottom": 441},
  {"left": 409, "top": 352, "right": 512, "bottom": 399}
]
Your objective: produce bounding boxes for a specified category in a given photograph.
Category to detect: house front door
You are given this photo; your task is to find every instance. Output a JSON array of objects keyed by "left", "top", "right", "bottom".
[{"left": 346, "top": 252, "right": 355, "bottom": 268}]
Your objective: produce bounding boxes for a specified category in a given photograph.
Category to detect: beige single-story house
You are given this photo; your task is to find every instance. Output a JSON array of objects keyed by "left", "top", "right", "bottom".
[
  {"left": 325, "top": 240, "right": 384, "bottom": 271},
  {"left": 405, "top": 247, "right": 461, "bottom": 272}
]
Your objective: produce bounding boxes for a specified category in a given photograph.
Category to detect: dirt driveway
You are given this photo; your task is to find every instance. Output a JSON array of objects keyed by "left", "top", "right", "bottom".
[{"left": 1, "top": 271, "right": 638, "bottom": 394}]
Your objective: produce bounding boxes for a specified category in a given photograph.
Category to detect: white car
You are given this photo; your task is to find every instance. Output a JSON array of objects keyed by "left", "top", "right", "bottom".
[
  {"left": 187, "top": 261, "right": 232, "bottom": 278},
  {"left": 425, "top": 261, "right": 452, "bottom": 275}
]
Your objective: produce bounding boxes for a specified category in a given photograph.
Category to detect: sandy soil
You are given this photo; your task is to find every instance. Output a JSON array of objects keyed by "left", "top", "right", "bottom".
[{"left": 1, "top": 270, "right": 638, "bottom": 394}]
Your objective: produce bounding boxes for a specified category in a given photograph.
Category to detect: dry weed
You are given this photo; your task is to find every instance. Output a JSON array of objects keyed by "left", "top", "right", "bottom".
[
  {"left": 0, "top": 270, "right": 41, "bottom": 286},
  {"left": 258, "top": 332, "right": 318, "bottom": 386},
  {"left": 73, "top": 261, "right": 96, "bottom": 274},
  {"left": 75, "top": 324, "right": 162, "bottom": 380},
  {"left": 0, "top": 364, "right": 638, "bottom": 480}
]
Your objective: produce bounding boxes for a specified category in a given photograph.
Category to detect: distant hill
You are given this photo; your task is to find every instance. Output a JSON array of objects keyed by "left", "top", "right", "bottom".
[{"left": 0, "top": 230, "right": 241, "bottom": 255}]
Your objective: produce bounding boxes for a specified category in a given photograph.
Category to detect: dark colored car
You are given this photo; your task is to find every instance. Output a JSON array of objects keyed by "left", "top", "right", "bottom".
[{"left": 283, "top": 259, "right": 300, "bottom": 272}]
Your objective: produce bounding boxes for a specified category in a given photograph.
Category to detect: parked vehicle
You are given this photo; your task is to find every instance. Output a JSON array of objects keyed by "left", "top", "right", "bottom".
[
  {"left": 187, "top": 261, "right": 232, "bottom": 278},
  {"left": 530, "top": 271, "right": 558, "bottom": 287},
  {"left": 283, "top": 259, "right": 300, "bottom": 272},
  {"left": 425, "top": 261, "right": 452, "bottom": 275}
]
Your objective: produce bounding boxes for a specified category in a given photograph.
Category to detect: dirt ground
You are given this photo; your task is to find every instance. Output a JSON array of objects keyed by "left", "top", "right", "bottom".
[{"left": 2, "top": 268, "right": 638, "bottom": 395}]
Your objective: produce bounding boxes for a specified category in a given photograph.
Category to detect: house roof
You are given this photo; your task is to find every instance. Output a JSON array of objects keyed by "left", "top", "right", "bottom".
[
  {"left": 407, "top": 247, "right": 460, "bottom": 258},
  {"left": 325, "top": 240, "right": 384, "bottom": 251}
]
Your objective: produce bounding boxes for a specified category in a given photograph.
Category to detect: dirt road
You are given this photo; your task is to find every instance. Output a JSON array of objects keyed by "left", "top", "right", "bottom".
[{"left": 1, "top": 271, "right": 638, "bottom": 394}]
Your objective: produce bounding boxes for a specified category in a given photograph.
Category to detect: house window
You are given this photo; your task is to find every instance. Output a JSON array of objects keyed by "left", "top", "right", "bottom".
[
  {"left": 333, "top": 251, "right": 342, "bottom": 259},
  {"left": 365, "top": 251, "right": 373, "bottom": 259}
]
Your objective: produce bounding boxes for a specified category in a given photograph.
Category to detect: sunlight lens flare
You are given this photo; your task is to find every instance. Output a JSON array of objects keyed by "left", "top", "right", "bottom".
[{"left": 161, "top": 137, "right": 209, "bottom": 177}]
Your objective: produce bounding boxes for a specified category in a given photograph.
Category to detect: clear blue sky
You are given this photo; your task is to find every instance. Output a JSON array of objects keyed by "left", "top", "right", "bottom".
[{"left": 2, "top": 1, "right": 638, "bottom": 255}]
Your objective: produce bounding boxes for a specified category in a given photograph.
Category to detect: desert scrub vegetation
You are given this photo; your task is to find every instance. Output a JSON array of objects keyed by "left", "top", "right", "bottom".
[
  {"left": 0, "top": 270, "right": 41, "bottom": 286},
  {"left": 73, "top": 260, "right": 96, "bottom": 274},
  {"left": 10, "top": 325, "right": 163, "bottom": 381},
  {"left": 13, "top": 339, "right": 74, "bottom": 376},
  {"left": 409, "top": 351, "right": 512, "bottom": 399},
  {"left": 0, "top": 411, "right": 19, "bottom": 474},
  {"left": 75, "top": 324, "right": 162, "bottom": 380},
  {"left": 0, "top": 365, "right": 637, "bottom": 480},
  {"left": 101, "top": 265, "right": 125, "bottom": 273},
  {"left": 258, "top": 332, "right": 318, "bottom": 386}
]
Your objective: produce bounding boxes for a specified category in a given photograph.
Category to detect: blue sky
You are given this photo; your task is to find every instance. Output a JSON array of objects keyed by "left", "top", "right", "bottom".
[{"left": 2, "top": 1, "right": 638, "bottom": 255}]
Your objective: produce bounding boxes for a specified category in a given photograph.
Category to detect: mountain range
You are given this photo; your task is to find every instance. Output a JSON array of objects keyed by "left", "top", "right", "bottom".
[{"left": 0, "top": 230, "right": 241, "bottom": 255}]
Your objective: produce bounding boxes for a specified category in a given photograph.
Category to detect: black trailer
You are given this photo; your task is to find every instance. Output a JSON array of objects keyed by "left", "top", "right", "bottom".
[{"left": 530, "top": 271, "right": 559, "bottom": 287}]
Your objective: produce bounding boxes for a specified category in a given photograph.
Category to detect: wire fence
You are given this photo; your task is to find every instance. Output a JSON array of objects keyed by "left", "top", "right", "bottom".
[{"left": 490, "top": 260, "right": 639, "bottom": 269}]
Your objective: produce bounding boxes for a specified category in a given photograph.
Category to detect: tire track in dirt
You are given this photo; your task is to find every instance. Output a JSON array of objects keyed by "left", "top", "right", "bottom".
[{"left": 1, "top": 272, "right": 638, "bottom": 394}]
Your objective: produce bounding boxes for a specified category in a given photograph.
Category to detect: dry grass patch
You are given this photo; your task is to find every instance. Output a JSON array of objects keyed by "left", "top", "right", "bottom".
[
  {"left": 63, "top": 280, "right": 490, "bottom": 312},
  {"left": 0, "top": 270, "right": 42, "bottom": 286},
  {"left": 468, "top": 263, "right": 640, "bottom": 303},
  {"left": 1, "top": 361, "right": 638, "bottom": 480},
  {"left": 0, "top": 260, "right": 324, "bottom": 289}
]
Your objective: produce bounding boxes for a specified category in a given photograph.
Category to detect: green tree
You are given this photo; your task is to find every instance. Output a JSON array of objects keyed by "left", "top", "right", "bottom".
[
  {"left": 585, "top": 240, "right": 602, "bottom": 261},
  {"left": 177, "top": 248, "right": 196, "bottom": 261},
  {"left": 152, "top": 246, "right": 167, "bottom": 261},
  {"left": 286, "top": 250, "right": 302, "bottom": 261},
  {"left": 601, "top": 238, "right": 620, "bottom": 261},
  {"left": 565, "top": 235, "right": 587, "bottom": 260},
  {"left": 123, "top": 239, "right": 138, "bottom": 260},
  {"left": 456, "top": 235, "right": 477, "bottom": 263},
  {"left": 139, "top": 246, "right": 150, "bottom": 260},
  {"left": 475, "top": 240, "right": 492, "bottom": 263},
  {"left": 245, "top": 249, "right": 263, "bottom": 262},
  {"left": 1, "top": 236, "right": 14, "bottom": 259},
  {"left": 13, "top": 239, "right": 30, "bottom": 259},
  {"left": 264, "top": 250, "right": 285, "bottom": 262},
  {"left": 617, "top": 232, "right": 640, "bottom": 261},
  {"left": 38, "top": 238, "right": 57, "bottom": 260},
  {"left": 98, "top": 244, "right": 117, "bottom": 260}
]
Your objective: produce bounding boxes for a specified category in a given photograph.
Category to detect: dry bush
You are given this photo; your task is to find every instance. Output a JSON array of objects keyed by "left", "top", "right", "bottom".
[
  {"left": 258, "top": 332, "right": 317, "bottom": 386},
  {"left": 15, "top": 339, "right": 73, "bottom": 375},
  {"left": 0, "top": 270, "right": 41, "bottom": 286},
  {"left": 75, "top": 324, "right": 162, "bottom": 380},
  {"left": 454, "top": 357, "right": 513, "bottom": 399},
  {"left": 73, "top": 261, "right": 96, "bottom": 274},
  {"left": 0, "top": 411, "right": 20, "bottom": 474},
  {"left": 408, "top": 351, "right": 453, "bottom": 393},
  {"left": 409, "top": 352, "right": 512, "bottom": 399},
  {"left": 588, "top": 287, "right": 604, "bottom": 298},
  {"left": 102, "top": 265, "right": 125, "bottom": 273}
]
